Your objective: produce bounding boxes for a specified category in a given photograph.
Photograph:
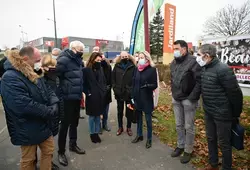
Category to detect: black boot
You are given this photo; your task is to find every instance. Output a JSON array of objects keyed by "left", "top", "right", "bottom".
[
  {"left": 58, "top": 153, "right": 68, "bottom": 166},
  {"left": 171, "top": 147, "right": 184, "bottom": 157},
  {"left": 146, "top": 140, "right": 152, "bottom": 149},
  {"left": 131, "top": 136, "right": 144, "bottom": 143},
  {"left": 69, "top": 145, "right": 86, "bottom": 154},
  {"left": 52, "top": 162, "right": 60, "bottom": 170},
  {"left": 90, "top": 134, "right": 97, "bottom": 143},
  {"left": 95, "top": 134, "right": 102, "bottom": 143}
]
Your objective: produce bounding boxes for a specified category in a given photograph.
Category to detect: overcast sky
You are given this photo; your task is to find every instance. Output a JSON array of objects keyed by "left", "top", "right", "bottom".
[{"left": 0, "top": 0, "right": 247, "bottom": 49}]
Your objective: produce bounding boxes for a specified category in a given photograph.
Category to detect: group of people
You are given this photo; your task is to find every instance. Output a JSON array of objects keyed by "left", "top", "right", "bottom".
[
  {"left": 171, "top": 40, "right": 243, "bottom": 170},
  {"left": 0, "top": 40, "right": 158, "bottom": 170},
  {"left": 0, "top": 39, "right": 243, "bottom": 170}
]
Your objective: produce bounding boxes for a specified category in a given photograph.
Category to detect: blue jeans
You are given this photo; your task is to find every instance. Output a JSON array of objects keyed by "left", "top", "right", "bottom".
[
  {"left": 102, "top": 104, "right": 110, "bottom": 127},
  {"left": 137, "top": 111, "right": 152, "bottom": 140},
  {"left": 88, "top": 116, "right": 101, "bottom": 134}
]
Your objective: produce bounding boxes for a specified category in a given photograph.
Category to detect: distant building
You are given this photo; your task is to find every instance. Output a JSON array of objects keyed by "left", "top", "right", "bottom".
[{"left": 20, "top": 36, "right": 124, "bottom": 53}]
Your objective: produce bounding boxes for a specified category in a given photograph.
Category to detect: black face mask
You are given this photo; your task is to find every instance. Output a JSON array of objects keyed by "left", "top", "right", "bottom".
[
  {"left": 75, "top": 51, "right": 83, "bottom": 58},
  {"left": 34, "top": 69, "right": 43, "bottom": 75},
  {"left": 93, "top": 62, "right": 101, "bottom": 70},
  {"left": 121, "top": 58, "right": 128, "bottom": 64},
  {"left": 101, "top": 60, "right": 107, "bottom": 67}
]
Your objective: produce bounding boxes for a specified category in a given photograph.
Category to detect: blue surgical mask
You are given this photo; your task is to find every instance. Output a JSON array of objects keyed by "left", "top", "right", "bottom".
[
  {"left": 138, "top": 58, "right": 146, "bottom": 65},
  {"left": 174, "top": 50, "right": 181, "bottom": 58}
]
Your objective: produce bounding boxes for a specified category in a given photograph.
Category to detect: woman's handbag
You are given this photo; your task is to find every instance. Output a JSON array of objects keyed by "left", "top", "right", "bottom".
[{"left": 231, "top": 122, "right": 245, "bottom": 150}]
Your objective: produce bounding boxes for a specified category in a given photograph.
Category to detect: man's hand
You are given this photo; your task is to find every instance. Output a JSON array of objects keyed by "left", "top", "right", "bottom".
[
  {"left": 50, "top": 104, "right": 58, "bottom": 116},
  {"left": 107, "top": 85, "right": 111, "bottom": 91}
]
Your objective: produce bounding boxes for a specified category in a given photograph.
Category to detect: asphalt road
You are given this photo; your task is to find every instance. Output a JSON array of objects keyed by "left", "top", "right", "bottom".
[{"left": 0, "top": 100, "right": 195, "bottom": 170}]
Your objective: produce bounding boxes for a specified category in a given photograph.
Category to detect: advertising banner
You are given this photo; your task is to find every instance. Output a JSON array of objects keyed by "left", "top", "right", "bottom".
[
  {"left": 129, "top": 0, "right": 164, "bottom": 54},
  {"left": 163, "top": 3, "right": 176, "bottom": 53}
]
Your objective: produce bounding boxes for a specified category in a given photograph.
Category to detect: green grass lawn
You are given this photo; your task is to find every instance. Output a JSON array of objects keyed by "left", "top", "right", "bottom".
[{"left": 153, "top": 87, "right": 250, "bottom": 169}]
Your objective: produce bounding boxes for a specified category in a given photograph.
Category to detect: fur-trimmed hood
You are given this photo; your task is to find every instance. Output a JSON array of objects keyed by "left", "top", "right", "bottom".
[
  {"left": 113, "top": 55, "right": 136, "bottom": 65},
  {"left": 4, "top": 50, "right": 41, "bottom": 83}
]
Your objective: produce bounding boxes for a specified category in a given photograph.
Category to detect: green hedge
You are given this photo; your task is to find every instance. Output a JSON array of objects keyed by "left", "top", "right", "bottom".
[{"left": 155, "top": 64, "right": 171, "bottom": 85}]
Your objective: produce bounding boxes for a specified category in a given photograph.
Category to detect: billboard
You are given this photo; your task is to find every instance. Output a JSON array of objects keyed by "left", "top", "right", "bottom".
[{"left": 129, "top": 0, "right": 164, "bottom": 54}]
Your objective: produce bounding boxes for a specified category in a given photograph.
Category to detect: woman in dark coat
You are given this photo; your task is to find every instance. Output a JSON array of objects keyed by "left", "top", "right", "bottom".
[
  {"left": 83, "top": 52, "right": 106, "bottom": 143},
  {"left": 101, "top": 54, "right": 112, "bottom": 131},
  {"left": 38, "top": 53, "right": 61, "bottom": 170},
  {"left": 131, "top": 51, "right": 158, "bottom": 149}
]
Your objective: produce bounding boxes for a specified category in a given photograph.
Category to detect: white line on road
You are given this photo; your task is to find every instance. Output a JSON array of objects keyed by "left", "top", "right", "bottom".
[{"left": 0, "top": 125, "right": 7, "bottom": 135}]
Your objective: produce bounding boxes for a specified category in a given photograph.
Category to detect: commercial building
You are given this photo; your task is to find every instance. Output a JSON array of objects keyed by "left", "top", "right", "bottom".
[{"left": 22, "top": 36, "right": 124, "bottom": 53}]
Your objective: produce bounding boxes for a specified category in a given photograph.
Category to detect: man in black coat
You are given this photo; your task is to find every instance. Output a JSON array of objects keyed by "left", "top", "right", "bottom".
[
  {"left": 112, "top": 51, "right": 136, "bottom": 136},
  {"left": 56, "top": 41, "right": 86, "bottom": 166},
  {"left": 170, "top": 40, "right": 201, "bottom": 164},
  {"left": 197, "top": 44, "right": 243, "bottom": 170}
]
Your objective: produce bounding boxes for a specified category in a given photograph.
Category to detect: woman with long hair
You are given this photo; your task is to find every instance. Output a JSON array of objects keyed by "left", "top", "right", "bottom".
[
  {"left": 83, "top": 52, "right": 106, "bottom": 143},
  {"left": 131, "top": 51, "right": 158, "bottom": 149}
]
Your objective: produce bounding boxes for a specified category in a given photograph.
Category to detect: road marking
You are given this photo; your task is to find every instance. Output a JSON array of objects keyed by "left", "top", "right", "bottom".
[{"left": 0, "top": 125, "right": 7, "bottom": 135}]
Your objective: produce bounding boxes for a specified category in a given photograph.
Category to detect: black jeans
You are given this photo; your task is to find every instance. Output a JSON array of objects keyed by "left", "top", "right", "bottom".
[
  {"left": 117, "top": 100, "right": 132, "bottom": 129},
  {"left": 58, "top": 100, "right": 80, "bottom": 154},
  {"left": 205, "top": 114, "right": 232, "bottom": 170}
]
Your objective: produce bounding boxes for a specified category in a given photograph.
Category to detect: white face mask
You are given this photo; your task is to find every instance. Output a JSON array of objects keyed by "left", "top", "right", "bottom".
[
  {"left": 52, "top": 55, "right": 58, "bottom": 59},
  {"left": 34, "top": 62, "right": 42, "bottom": 71},
  {"left": 196, "top": 56, "right": 207, "bottom": 67}
]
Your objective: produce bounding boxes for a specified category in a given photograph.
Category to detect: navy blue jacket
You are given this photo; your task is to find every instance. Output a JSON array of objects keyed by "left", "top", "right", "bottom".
[
  {"left": 132, "top": 66, "right": 158, "bottom": 114},
  {"left": 56, "top": 49, "right": 84, "bottom": 100},
  {"left": 1, "top": 60, "right": 59, "bottom": 146}
]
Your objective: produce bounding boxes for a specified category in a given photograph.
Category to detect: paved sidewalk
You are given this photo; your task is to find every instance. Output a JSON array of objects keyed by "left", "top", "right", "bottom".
[{"left": 0, "top": 101, "right": 195, "bottom": 170}]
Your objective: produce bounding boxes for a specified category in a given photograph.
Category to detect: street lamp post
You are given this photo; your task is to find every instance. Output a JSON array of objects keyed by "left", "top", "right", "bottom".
[
  {"left": 53, "top": 0, "right": 58, "bottom": 48},
  {"left": 143, "top": 0, "right": 150, "bottom": 53}
]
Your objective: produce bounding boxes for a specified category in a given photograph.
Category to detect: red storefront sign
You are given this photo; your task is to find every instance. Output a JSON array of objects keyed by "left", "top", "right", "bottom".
[
  {"left": 95, "top": 39, "right": 109, "bottom": 47},
  {"left": 45, "top": 41, "right": 54, "bottom": 47},
  {"left": 61, "top": 37, "right": 69, "bottom": 46}
]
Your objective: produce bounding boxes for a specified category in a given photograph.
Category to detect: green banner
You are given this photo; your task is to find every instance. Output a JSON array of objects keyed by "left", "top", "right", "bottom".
[{"left": 134, "top": 0, "right": 164, "bottom": 52}]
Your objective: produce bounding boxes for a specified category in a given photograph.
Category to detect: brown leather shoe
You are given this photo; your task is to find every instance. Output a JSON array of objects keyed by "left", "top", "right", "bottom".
[
  {"left": 127, "top": 128, "right": 133, "bottom": 136},
  {"left": 116, "top": 128, "right": 123, "bottom": 136},
  {"left": 197, "top": 165, "right": 219, "bottom": 170}
]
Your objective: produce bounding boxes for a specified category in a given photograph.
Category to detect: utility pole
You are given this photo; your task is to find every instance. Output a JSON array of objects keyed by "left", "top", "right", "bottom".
[
  {"left": 143, "top": 0, "right": 150, "bottom": 53},
  {"left": 53, "top": 0, "right": 58, "bottom": 48}
]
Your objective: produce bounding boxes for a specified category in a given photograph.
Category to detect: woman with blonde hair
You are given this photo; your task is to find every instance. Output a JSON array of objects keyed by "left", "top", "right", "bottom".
[
  {"left": 131, "top": 51, "right": 158, "bottom": 149},
  {"left": 41, "top": 53, "right": 60, "bottom": 170},
  {"left": 41, "top": 53, "right": 58, "bottom": 91}
]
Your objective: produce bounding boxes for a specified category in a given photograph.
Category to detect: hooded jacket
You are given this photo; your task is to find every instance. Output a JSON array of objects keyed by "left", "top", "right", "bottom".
[
  {"left": 1, "top": 51, "right": 59, "bottom": 146},
  {"left": 112, "top": 56, "right": 136, "bottom": 101}
]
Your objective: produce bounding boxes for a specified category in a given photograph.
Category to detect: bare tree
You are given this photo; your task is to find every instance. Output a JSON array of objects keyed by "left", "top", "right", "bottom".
[{"left": 204, "top": 0, "right": 250, "bottom": 37}]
